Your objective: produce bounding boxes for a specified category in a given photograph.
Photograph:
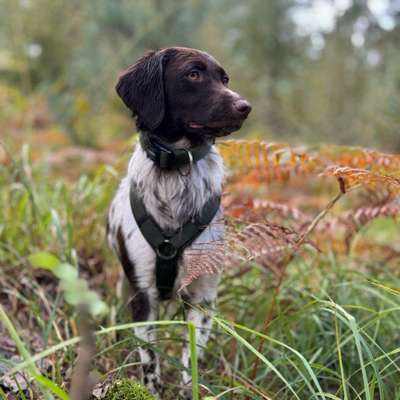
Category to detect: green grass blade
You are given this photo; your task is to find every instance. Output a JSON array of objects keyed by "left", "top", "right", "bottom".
[
  {"left": 320, "top": 301, "right": 372, "bottom": 400},
  {"left": 227, "top": 320, "right": 326, "bottom": 399},
  {"left": 0, "top": 304, "right": 64, "bottom": 400},
  {"left": 7, "top": 320, "right": 187, "bottom": 377},
  {"left": 188, "top": 322, "right": 199, "bottom": 400},
  {"left": 334, "top": 307, "right": 349, "bottom": 400},
  {"left": 31, "top": 373, "right": 70, "bottom": 400},
  {"left": 213, "top": 317, "right": 301, "bottom": 400}
]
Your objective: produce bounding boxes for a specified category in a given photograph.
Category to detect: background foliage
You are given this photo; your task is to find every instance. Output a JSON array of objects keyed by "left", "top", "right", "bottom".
[
  {"left": 1, "top": 0, "right": 400, "bottom": 149},
  {"left": 2, "top": 1, "right": 400, "bottom": 399}
]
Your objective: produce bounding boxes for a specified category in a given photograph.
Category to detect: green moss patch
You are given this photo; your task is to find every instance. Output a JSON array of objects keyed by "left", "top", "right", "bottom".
[{"left": 104, "top": 379, "right": 155, "bottom": 400}]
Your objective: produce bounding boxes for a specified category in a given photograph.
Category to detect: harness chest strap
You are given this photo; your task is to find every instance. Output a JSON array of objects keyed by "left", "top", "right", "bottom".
[{"left": 129, "top": 182, "right": 221, "bottom": 300}]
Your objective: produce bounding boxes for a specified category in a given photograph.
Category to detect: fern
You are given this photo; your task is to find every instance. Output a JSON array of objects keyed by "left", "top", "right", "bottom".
[
  {"left": 181, "top": 220, "right": 314, "bottom": 289},
  {"left": 341, "top": 197, "right": 400, "bottom": 249},
  {"left": 321, "top": 165, "right": 400, "bottom": 193},
  {"left": 180, "top": 140, "right": 400, "bottom": 287},
  {"left": 218, "top": 140, "right": 400, "bottom": 187}
]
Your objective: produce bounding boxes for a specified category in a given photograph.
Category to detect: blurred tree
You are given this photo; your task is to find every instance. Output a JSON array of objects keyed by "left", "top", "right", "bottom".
[
  {"left": 211, "top": 0, "right": 305, "bottom": 134},
  {"left": 1, "top": 0, "right": 400, "bottom": 149},
  {"left": 0, "top": 0, "right": 84, "bottom": 87}
]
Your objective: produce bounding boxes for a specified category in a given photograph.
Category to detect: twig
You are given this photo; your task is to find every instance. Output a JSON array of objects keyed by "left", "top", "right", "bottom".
[{"left": 69, "top": 306, "right": 97, "bottom": 400}]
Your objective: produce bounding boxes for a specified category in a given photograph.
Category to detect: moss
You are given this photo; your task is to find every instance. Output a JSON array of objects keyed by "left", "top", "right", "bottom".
[{"left": 104, "top": 379, "right": 155, "bottom": 400}]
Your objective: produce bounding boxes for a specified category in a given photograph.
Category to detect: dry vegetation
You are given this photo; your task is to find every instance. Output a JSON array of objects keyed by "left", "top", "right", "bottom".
[{"left": 2, "top": 130, "right": 400, "bottom": 399}]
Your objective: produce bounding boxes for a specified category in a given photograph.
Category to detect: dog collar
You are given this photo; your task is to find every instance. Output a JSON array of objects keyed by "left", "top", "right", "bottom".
[{"left": 140, "top": 133, "right": 212, "bottom": 170}]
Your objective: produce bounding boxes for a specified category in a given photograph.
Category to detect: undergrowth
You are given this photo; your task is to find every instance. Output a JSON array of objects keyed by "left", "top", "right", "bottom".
[{"left": 1, "top": 141, "right": 400, "bottom": 399}]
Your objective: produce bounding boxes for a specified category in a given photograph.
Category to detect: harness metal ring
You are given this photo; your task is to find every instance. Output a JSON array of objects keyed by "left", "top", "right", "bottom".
[{"left": 156, "top": 239, "right": 178, "bottom": 260}]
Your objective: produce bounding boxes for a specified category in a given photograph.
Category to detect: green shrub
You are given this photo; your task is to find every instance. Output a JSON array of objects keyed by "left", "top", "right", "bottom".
[{"left": 104, "top": 379, "right": 155, "bottom": 400}]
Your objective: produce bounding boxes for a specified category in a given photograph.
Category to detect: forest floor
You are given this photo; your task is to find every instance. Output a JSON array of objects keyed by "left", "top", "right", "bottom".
[{"left": 2, "top": 131, "right": 400, "bottom": 399}]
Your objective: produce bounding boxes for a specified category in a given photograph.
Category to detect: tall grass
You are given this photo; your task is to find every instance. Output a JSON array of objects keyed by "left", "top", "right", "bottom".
[{"left": 1, "top": 147, "right": 400, "bottom": 399}]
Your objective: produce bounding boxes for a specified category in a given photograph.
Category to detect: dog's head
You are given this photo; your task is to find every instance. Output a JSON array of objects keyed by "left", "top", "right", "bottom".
[{"left": 116, "top": 47, "right": 251, "bottom": 142}]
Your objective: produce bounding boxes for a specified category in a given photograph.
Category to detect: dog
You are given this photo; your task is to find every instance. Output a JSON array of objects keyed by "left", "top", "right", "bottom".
[{"left": 107, "top": 47, "right": 251, "bottom": 397}]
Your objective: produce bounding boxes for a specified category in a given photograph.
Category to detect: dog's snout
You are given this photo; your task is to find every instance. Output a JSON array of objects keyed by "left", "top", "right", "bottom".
[{"left": 234, "top": 99, "right": 252, "bottom": 116}]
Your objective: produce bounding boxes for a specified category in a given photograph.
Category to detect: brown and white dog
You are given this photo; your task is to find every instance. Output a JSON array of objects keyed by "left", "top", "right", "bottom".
[{"left": 107, "top": 47, "right": 251, "bottom": 397}]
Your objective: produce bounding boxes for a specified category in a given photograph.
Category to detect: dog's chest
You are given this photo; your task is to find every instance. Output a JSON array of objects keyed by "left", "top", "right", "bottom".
[{"left": 128, "top": 144, "right": 224, "bottom": 232}]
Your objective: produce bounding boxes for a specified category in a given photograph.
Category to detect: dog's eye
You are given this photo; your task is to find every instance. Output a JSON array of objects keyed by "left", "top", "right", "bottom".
[
  {"left": 222, "top": 75, "right": 229, "bottom": 85},
  {"left": 187, "top": 70, "right": 201, "bottom": 81}
]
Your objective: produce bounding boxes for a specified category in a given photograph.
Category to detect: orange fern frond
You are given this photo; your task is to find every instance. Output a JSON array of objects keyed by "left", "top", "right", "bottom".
[
  {"left": 218, "top": 140, "right": 320, "bottom": 180},
  {"left": 218, "top": 140, "right": 400, "bottom": 188},
  {"left": 307, "top": 193, "right": 400, "bottom": 251},
  {"left": 358, "top": 189, "right": 395, "bottom": 207},
  {"left": 321, "top": 166, "right": 400, "bottom": 193},
  {"left": 318, "top": 145, "right": 400, "bottom": 174},
  {"left": 252, "top": 198, "right": 307, "bottom": 222},
  {"left": 181, "top": 220, "right": 311, "bottom": 290},
  {"left": 222, "top": 194, "right": 307, "bottom": 223},
  {"left": 340, "top": 198, "right": 400, "bottom": 249}
]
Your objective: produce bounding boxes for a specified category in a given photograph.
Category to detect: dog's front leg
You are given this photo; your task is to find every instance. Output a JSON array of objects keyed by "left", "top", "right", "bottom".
[{"left": 128, "top": 285, "right": 161, "bottom": 395}]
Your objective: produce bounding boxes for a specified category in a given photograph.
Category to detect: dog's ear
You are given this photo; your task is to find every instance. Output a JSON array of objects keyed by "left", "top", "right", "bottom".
[{"left": 116, "top": 51, "right": 165, "bottom": 131}]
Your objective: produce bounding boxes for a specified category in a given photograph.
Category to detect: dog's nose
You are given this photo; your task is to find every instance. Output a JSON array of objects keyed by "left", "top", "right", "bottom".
[{"left": 234, "top": 99, "right": 252, "bottom": 116}]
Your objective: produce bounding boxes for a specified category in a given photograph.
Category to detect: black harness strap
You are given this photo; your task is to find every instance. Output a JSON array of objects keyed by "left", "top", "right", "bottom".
[{"left": 130, "top": 182, "right": 220, "bottom": 300}]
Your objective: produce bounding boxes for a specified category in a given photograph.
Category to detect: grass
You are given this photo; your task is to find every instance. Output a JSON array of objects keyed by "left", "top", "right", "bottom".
[{"left": 1, "top": 145, "right": 400, "bottom": 399}]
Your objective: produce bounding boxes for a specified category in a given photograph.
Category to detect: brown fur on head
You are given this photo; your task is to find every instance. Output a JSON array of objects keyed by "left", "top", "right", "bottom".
[{"left": 116, "top": 47, "right": 251, "bottom": 143}]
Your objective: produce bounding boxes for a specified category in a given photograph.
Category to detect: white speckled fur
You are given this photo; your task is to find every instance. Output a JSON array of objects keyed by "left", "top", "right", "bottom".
[
  {"left": 108, "top": 138, "right": 224, "bottom": 291},
  {"left": 107, "top": 137, "right": 224, "bottom": 396}
]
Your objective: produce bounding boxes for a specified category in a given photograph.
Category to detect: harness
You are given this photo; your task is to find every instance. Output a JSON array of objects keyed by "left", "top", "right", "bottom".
[{"left": 130, "top": 135, "right": 221, "bottom": 300}]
